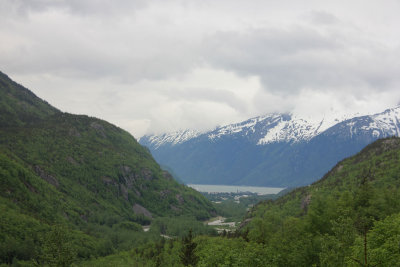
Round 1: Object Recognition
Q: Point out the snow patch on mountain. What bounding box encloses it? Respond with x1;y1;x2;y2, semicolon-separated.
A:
142;106;400;148
208;114;280;140
144;129;202;148
359;107;400;137
256;113;352;145
208;110;362;145
257;116;318;144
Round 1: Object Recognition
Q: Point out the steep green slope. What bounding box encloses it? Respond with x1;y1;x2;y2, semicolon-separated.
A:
81;137;400;267
0;72;58;127
241;136;400;266
0;71;215;265
0;113;214;220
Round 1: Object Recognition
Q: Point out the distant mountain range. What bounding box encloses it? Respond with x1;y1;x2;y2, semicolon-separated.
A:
140;107;400;187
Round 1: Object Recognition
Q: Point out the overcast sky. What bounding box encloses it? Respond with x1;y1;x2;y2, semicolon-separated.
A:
1;0;400;138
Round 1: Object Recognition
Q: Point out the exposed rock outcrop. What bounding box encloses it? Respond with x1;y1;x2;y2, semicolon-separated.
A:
132;203;152;219
34;165;59;188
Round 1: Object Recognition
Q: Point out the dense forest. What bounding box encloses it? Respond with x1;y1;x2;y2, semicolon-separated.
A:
91;137;400;266
0;71;215;266
2;71;400;266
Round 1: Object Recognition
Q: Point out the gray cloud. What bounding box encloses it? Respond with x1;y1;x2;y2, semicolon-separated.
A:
203;25;400;95
1;0;400;137
161;87;248;113
308;11;339;25
0;5;202;82
1;0;148;17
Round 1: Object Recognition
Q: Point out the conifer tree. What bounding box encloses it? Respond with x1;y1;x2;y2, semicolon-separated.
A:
180;229;198;266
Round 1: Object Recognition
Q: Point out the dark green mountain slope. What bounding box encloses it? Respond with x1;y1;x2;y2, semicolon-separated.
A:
87;137;400;266
117;137;400;266
0;72;58;127
0;71;215;265
241;137;400;266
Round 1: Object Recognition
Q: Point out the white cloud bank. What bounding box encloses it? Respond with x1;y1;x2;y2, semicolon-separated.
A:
1;0;400;137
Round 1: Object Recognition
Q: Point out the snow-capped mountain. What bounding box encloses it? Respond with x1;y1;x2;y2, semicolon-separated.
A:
139;106;400;187
145;129;202;149
207;111;360;145
142;110;362;147
359;107;400;137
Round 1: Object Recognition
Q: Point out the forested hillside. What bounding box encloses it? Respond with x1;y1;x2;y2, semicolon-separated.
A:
0;72;215;265
2;70;400;266
120;137;400;266
241;137;400;266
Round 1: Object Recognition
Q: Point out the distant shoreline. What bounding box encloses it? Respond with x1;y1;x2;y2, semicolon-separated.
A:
187;184;285;195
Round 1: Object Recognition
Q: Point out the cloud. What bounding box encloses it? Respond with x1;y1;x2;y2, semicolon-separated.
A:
203;24;400;96
1;0;400;137
1;0;148;17
308;10;339;25
161;88;247;112
1;0;203;82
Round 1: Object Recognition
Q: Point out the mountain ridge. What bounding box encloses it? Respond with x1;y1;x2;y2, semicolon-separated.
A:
0;72;59;127
0;71;215;264
142;107;399;147
140;106;400;187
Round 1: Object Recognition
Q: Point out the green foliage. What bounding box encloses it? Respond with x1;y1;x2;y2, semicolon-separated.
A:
115;221;143;232
180;229;198;266
38;225;77;267
0;71;215;265
78;250;149;267
208;192;278;222
150;216;216;238
79;137;400;267
3;71;400;266
319;213;356;266
364;212;400;266
0;71;58;127
0;202;45;264
241;137;400;266
347;212;400;266
196;236;270;267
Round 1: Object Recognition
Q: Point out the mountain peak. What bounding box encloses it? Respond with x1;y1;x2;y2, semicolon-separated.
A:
143;107;400;148
140;106;400;187
141;129;202;148
0;71;59;127
357;106;400;138
142;110;358;147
